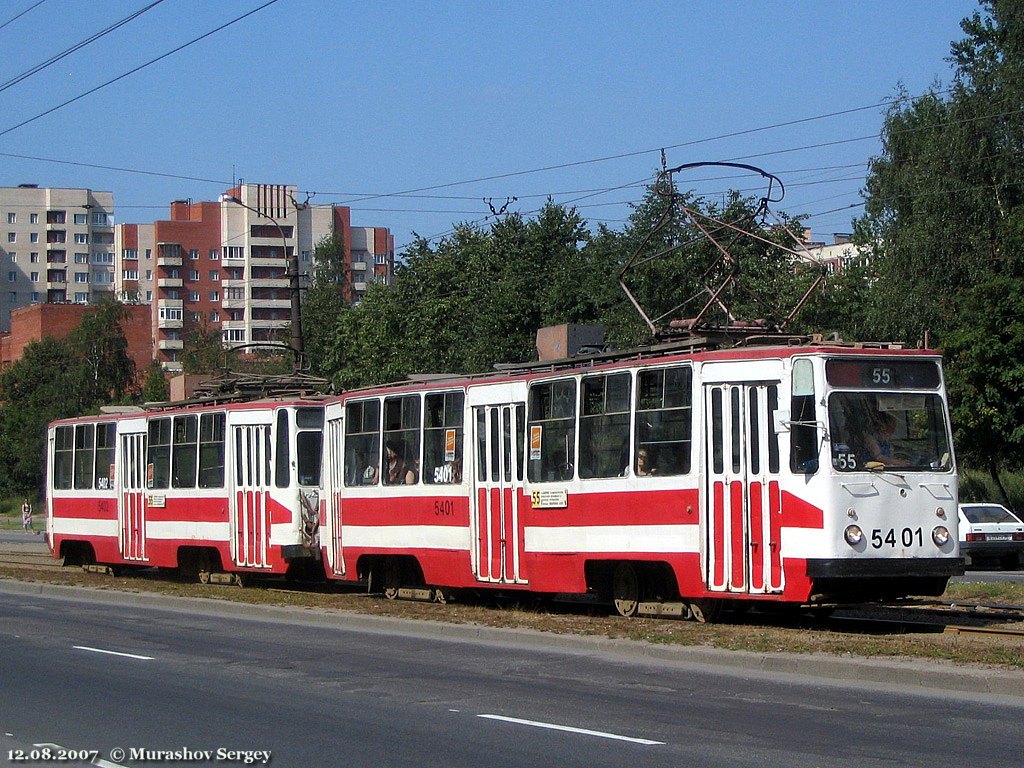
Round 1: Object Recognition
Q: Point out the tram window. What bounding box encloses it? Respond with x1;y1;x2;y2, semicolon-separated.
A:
296;407;324;487
516;404;525;482
527;379;577;482
748;389;760;475
767;386;780;474
383;395;421;485
275;410;290;488
172;415;199;488
476;408;487;483
636;366;692;476
344;399;380;487
73;424;95;489
731;387;742;473
93;422;115;490
198;412;225;488
711;389;724;474
579;373;630;479
53;425;74;490
790;359;819;474
147;418;171;489
424;391;464;485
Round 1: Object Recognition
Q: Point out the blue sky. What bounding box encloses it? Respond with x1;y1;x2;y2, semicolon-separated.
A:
0;0;980;251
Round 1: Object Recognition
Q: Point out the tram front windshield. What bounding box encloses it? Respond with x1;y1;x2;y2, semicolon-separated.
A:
827;392;951;472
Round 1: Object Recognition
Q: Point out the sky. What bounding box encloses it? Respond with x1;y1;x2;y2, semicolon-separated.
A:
0;0;982;253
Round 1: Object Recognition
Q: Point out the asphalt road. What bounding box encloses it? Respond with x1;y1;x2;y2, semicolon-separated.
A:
1;587;1022;768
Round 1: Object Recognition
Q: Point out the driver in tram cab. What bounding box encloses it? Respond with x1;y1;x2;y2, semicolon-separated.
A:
864;412;905;465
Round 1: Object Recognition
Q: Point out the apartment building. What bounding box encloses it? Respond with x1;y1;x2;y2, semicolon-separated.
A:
116;183;395;370
0;185;115;331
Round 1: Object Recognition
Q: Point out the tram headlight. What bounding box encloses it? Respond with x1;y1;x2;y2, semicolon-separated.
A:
932;526;951;546
844;525;864;546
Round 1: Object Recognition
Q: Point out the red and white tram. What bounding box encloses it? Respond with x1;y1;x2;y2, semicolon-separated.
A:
46;397;324;583
46;339;963;617
318;340;962;616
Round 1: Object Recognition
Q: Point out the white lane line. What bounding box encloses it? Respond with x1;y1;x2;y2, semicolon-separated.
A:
477;714;665;745
73;645;154;661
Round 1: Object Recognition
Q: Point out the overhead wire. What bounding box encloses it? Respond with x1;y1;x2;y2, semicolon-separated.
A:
0;0;47;32
0;1;166;95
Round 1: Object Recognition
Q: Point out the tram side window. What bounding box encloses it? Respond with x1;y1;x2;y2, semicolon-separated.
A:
198;412;225;488
527;379;576;482
579;373;631;479
344;399;380;487
94;422;115;489
275;410;290;489
172;415;199;488
424;391;464;485
635;366;692;476
296;407;324;487
383;394;421;484
147;417;172;489
790;358;819;474
53;425;74;490
73;424;95;489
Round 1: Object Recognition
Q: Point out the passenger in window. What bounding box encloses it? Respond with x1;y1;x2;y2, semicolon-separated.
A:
361;455;379;485
384;441;408;485
636;447;655;476
405;458;420;485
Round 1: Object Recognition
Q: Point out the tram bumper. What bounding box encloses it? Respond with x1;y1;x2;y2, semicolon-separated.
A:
805;557;964;600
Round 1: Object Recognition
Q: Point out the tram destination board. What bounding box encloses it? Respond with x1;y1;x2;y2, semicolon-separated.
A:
825;359;940;390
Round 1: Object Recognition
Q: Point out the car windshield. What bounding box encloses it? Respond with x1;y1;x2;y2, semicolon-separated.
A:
827;392;951;472
961;505;1021;524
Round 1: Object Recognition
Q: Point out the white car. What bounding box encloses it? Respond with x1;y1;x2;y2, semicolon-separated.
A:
957;503;1024;569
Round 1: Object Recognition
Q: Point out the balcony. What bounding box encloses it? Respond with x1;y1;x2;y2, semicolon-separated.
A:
157;277;183;288
157;339;184;350
250;298;291;309
158;316;183;330
157;242;183;267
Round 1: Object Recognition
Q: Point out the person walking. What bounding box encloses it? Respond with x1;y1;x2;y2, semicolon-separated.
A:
21;498;34;533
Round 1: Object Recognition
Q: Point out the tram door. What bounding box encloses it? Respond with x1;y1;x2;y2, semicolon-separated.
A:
325;412;346;577
703;380;784;594
471;403;527;584
230;422;272;569
117;429;147;561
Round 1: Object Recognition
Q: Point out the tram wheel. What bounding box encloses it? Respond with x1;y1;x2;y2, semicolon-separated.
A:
689;598;723;623
382;559;402;600
612;563;641;618
198;570;211;585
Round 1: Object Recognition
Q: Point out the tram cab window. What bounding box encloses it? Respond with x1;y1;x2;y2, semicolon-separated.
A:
147;417;172;489
635;366;692;476
527;379;576;482
53;425;74;490
94;422;115;490
344;399;380;487
295;407;324;487
198;412;226;488
73;424;95;490
579;373;631;479
172;415;199;488
424;391;464;485
790;359;819;474
383;395;421;485
275;410;290;488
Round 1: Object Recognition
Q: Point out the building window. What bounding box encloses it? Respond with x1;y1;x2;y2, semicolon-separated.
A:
223;246;244;260
223;328;245;343
74;292;88;303
123;269;138;280
7;233;15;243
9;291;16;301
145;249;152;259
301;250;311;262
30;252;38;263
30;292;39;302
209;270;219;281
189;291;200;302
7;271;16;282
8;253;15;263
225;287;244;300
145;291;152;301
30;272;38;282
189;249;200;260
75;233;89;244
47;211;66;224
90;212;108;225
29;213;38;224
92;252;113;264
209;311;219;322
189;270;200;281
75;253;89;264
6;213;15;224
74;272;89;283
122;248;138;260
209;290;219;301
145;270;152;280
209;249;219;260
30;233;39;243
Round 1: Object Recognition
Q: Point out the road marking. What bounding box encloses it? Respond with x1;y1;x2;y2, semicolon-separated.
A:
73;645;154;661
477;714;665;745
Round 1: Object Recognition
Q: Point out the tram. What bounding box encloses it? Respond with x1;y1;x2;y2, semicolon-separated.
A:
46;397;325;583
318;339;962;617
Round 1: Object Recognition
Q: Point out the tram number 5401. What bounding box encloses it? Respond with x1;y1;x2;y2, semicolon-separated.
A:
871;527;923;549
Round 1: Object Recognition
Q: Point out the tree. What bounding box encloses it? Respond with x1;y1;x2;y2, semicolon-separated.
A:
140;359;170;402
302;233;349;377
68;300;136;405
181;317;232;374
857;1;1024;479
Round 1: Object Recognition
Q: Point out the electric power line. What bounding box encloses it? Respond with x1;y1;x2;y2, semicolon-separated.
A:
0;0;47;32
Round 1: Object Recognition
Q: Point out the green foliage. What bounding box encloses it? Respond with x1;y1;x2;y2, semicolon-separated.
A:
302;233;348;376
141;360;170;402
181;317;231;374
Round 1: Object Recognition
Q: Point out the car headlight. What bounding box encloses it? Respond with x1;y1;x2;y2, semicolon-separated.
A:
844;525;864;546
932;526;951;546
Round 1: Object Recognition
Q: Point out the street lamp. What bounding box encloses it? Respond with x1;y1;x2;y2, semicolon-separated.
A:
220;193;304;365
